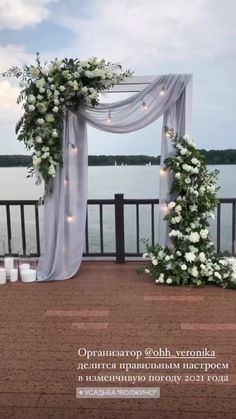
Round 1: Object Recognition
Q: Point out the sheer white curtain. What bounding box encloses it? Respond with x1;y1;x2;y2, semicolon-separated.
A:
37;74;192;281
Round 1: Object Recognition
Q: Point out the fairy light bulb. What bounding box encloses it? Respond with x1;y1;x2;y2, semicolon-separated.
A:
162;205;169;213
107;110;111;123
142;100;148;111
64;177;69;186
66;213;74;223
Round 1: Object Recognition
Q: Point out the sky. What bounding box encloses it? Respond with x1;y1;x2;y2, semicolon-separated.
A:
0;0;236;156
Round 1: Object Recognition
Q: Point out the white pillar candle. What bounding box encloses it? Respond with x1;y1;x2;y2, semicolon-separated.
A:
21;269;36;283
10;269;18;283
4;257;14;276
0;268;6;284
19;263;30;272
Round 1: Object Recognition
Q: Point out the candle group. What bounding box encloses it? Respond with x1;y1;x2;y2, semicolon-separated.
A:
0;260;37;284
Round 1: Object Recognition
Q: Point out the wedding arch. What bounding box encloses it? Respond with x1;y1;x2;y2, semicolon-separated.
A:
36;73;193;281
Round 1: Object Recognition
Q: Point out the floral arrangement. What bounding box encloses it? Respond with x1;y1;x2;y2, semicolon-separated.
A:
2;53;132;186
142;129;235;288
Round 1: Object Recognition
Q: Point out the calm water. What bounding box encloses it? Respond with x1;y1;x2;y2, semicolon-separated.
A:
0;165;235;254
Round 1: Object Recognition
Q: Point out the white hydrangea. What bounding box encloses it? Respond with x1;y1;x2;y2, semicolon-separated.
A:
199;252;206;262
185;252;196;262
182;164;192;172
191;267;199;277
191;157;200;165
189;232;200;243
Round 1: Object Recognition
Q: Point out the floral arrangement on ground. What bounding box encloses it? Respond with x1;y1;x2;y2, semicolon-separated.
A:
141;129;236;288
2;53;132;185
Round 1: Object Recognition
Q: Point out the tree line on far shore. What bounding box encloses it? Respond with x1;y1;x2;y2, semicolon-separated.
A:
1;149;236;167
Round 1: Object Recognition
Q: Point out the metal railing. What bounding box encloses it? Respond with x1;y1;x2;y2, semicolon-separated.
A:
0;196;236;261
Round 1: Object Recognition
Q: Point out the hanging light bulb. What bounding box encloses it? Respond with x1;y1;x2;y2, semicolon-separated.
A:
66;213;74;223
107;110;111;123
160;86;166;96
64;177;69;186
142;100;148;111
161;204;169;213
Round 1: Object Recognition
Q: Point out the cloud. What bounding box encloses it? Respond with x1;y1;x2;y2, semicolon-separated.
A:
0;45;32;72
0;0;57;30
55;0;236;70
0;80;21;123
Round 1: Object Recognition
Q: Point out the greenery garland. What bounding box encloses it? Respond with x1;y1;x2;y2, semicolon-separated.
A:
142;129;235;288
2;53;132;186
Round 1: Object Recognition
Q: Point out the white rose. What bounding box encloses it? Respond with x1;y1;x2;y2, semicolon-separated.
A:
181;264;187;270
185;178;191;184
52;130;59;138
59;85;66;92
175;205;182;213
45;113;55;122
81;86;88;94
37;118;44;125
214;272;222;279
159;277;165;284
39;88;45;93
35;136;43;144
176;251;182;256
182;164;191;172
28;104;35;112
142;253;149;258
27;94;36;104
158;251;165;259
52;106;59;113
50;84;56;90
191;157;199;165
152;258;158;266
180;148;187;155
166;278;172;284
54;99;60;106
36;78;45;89
145;268;150;274
191;267;199;278
168;202;176;210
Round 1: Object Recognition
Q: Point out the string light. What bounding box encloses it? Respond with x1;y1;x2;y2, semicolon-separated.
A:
107;110;111;123
66;213;74;223
161;204;169;213
64;177;69;186
142;100;148;111
71;144;80;153
160;86;166;96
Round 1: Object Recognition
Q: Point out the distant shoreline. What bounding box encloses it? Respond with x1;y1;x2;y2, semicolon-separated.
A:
1;150;236;167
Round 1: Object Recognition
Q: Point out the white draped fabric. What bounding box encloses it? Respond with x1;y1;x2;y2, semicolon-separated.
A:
37;74;192;281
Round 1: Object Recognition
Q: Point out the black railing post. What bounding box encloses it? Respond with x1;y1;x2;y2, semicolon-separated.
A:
114;194;125;263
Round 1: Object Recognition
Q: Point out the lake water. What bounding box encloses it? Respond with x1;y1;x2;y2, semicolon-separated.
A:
0;165;235;255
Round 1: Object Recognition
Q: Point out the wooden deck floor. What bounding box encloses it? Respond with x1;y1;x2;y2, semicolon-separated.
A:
0;261;235;419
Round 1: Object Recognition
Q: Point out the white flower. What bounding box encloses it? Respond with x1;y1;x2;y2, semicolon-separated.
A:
45;113;55;122
189;232;200;243
36;78;45;89
185;178;191;184
190;205;197;211
50;84;56;90
84;70;93;78
169;230;183;238
191;157;200;165
200;229;209;239
199;252;206;262
175;205;182;213
42;152;50;159
142;253;149;258
81;86;88;94
35;136;43;144
191;267;199;278
152;258;158;266
176;251;182;256
48;77;53;83
37;94;43;100
26;138;34;146
29;67;40;77
54;99;60;106
168;202;176;210
175;215;182;223
214;272;222;279
192;167;199;174
159;277;165;284
28;104;35;112
180;148;187;155
181;264;187;270
52;106;59;113
37;118;44;125
145;268;150;274
175;173;181;179
185;252;196;262
59;85;66;92
199;186;205;194
166;278;172;284
48;165;56;177
182;164;191;172
52;130;59;138
28;94;36;104
39;88;45;93
165;255;171;261
32;155;41;166
158;250;165;259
